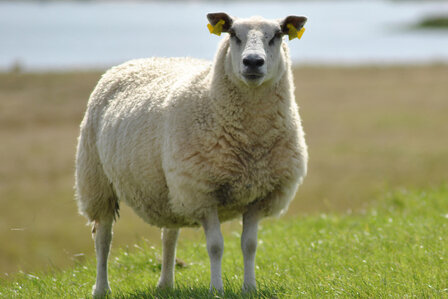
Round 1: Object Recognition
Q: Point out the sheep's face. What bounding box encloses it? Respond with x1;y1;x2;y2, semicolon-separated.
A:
207;13;307;88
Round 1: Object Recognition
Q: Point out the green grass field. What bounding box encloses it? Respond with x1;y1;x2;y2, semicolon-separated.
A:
1;65;447;284
2;187;448;298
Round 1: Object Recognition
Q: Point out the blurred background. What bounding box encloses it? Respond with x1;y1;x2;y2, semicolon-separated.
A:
1;0;447;279
2;0;448;70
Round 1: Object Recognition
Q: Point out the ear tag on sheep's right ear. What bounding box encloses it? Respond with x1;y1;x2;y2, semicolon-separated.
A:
207;19;225;36
287;23;305;40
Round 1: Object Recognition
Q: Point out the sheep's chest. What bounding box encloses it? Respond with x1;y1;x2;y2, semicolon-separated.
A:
212;171;273;209
207;132;296;209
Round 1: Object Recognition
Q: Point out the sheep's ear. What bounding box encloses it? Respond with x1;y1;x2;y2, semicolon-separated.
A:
207;12;233;36
281;16;307;40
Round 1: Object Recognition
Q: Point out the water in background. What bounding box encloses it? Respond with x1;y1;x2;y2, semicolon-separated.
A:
1;1;448;71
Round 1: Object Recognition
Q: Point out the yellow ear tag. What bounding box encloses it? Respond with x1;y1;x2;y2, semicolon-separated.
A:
287;23;305;40
297;27;306;39
207;19;226;36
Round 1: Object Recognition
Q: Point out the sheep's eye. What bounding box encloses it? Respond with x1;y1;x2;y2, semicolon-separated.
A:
269;31;282;46
229;31;241;44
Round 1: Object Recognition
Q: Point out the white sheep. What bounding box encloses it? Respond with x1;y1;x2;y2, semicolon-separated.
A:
75;12;308;297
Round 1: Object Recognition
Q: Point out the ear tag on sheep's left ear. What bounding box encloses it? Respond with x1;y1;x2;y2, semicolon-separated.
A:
287;23;305;40
207;19;226;36
297;27;305;39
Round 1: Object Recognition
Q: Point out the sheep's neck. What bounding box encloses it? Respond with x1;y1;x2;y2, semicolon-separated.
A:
213;69;289;115
209;74;291;159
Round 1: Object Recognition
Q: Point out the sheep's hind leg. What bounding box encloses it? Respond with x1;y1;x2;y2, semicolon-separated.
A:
92;218;114;298
241;206;260;292
157;228;180;289
202;208;224;292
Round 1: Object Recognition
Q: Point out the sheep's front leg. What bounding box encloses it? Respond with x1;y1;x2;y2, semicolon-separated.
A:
92;218;113;297
157;228;179;289
202;208;224;292
241;207;260;292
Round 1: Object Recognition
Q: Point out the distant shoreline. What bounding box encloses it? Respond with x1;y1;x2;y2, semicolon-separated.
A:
3;61;448;74
2;1;448;71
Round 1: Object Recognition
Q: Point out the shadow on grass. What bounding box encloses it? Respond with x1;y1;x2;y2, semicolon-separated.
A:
115;283;285;299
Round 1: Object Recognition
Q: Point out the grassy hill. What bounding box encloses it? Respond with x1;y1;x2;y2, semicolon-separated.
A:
1;187;447;298
1;65;447;282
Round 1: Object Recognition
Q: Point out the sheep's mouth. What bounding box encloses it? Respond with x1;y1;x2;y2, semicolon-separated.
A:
242;73;264;81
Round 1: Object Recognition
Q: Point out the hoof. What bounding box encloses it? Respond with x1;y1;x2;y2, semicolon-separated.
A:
92;284;111;298
242;283;257;293
209;285;224;294
156;279;174;289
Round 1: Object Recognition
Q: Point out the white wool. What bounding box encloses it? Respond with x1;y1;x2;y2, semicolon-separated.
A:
75;35;308;228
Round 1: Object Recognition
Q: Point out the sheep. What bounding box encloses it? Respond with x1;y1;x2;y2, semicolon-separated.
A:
75;12;308;297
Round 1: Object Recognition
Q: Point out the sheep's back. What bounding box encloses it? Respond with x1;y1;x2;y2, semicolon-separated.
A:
84;57;211;227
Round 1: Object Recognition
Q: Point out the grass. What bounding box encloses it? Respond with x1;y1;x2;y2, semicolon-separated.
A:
1;65;448;278
2;186;448;298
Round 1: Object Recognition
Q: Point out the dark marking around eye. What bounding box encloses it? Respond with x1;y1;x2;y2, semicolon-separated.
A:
229;29;241;44
269;31;282;46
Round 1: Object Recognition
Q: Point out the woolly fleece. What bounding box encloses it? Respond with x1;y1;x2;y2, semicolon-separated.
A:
75;37;308;228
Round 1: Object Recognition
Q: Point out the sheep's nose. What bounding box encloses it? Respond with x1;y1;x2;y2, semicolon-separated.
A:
242;54;265;68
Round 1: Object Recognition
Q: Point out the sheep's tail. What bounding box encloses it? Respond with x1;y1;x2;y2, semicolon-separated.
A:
75;111;119;224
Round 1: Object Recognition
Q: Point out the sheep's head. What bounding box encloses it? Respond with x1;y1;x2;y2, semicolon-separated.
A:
207;13;307;87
